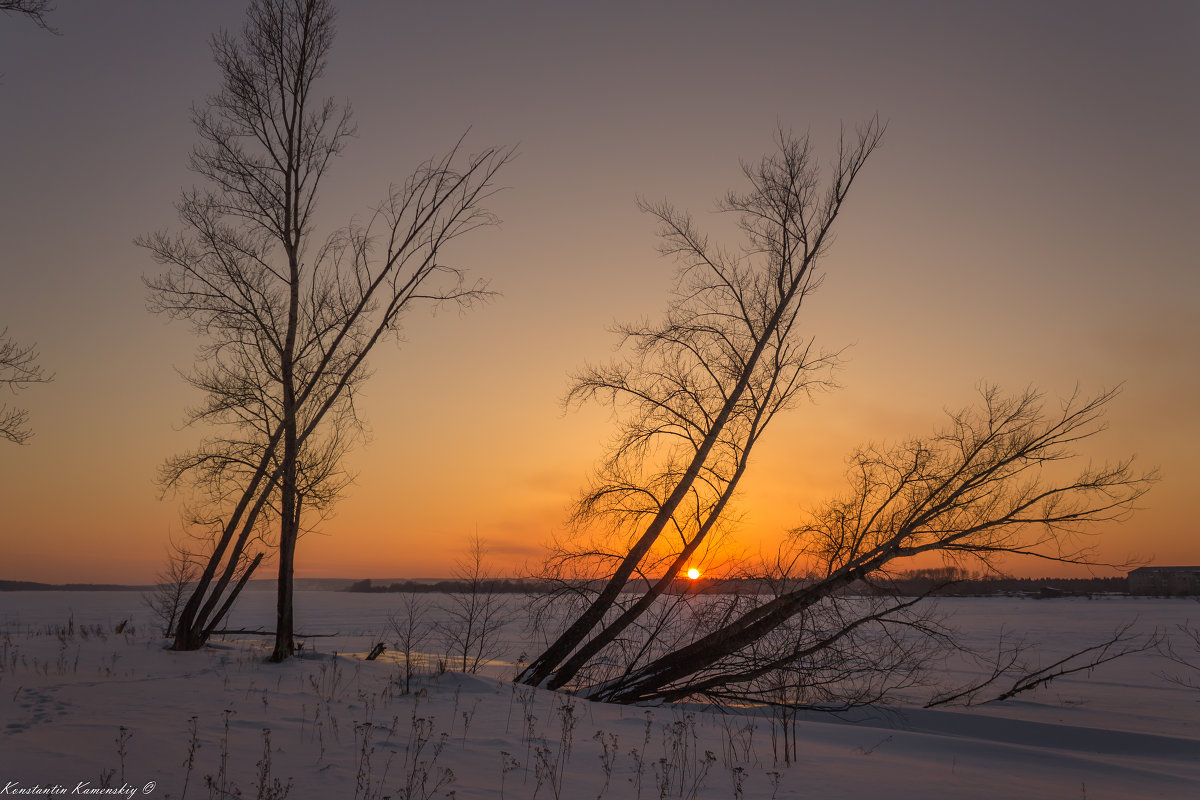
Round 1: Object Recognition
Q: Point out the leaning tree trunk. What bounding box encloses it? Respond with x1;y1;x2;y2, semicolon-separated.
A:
586;565;875;703
171;439;279;651
519;251;816;689
544;445;752;690
202;551;264;638
518;124;885;689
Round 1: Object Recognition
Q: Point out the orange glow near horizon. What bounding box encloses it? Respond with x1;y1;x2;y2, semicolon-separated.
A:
0;4;1196;586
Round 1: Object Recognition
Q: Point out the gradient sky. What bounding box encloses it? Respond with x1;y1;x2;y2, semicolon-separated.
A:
1;1;1196;583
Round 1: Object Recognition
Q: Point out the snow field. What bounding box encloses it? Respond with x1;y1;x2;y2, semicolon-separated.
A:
1;592;1198;799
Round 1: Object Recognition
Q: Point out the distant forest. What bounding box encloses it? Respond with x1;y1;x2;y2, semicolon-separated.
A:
345;578;557;595
0;580;151;592
343;574;1131;598
0;575;1139;596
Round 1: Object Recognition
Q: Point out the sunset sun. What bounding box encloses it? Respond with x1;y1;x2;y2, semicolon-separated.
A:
687;568;701;580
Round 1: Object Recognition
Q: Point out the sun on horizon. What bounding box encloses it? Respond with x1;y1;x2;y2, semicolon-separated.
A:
687;568;701;580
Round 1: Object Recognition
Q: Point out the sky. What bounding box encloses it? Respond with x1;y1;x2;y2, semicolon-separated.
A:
0;1;1196;584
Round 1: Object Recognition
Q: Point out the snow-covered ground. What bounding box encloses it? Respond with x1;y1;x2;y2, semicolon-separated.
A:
1;592;1197;799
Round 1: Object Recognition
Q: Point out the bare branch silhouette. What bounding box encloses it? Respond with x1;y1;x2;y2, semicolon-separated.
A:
0;328;51;444
579;387;1154;704
520;121;885;690
0;0;57;33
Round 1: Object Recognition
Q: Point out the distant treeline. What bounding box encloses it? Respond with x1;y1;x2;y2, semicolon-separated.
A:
344;575;1130;597
876;575;1128;597
0;580;151;592
662;576;1129;597
2;575;1131;596
345;578;559;594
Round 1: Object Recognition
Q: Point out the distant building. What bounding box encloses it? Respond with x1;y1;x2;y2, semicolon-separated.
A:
1127;566;1200;596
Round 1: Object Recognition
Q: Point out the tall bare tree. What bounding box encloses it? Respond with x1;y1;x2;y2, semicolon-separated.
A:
140;0;511;660
0;329;50;444
518;122;884;689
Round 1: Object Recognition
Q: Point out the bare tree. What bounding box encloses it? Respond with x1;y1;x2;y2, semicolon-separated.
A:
142;538;201;638
388;594;435;693
0;329;50;444
0;0;56;32
439;533;507;673
140;0;511;660
576;386;1153;704
518;121;884;689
